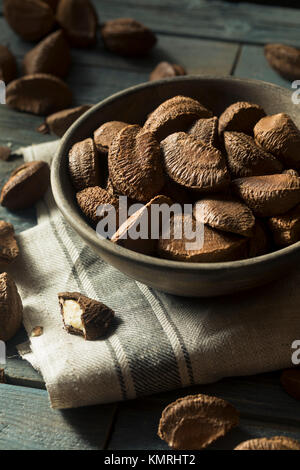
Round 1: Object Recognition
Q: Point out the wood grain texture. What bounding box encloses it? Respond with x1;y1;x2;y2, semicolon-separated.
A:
109;377;300;449
0;154;37;232
0;16;238;75
0;384;116;450
235;44;291;88
5;327;43;389
1;0;300;47
94;0;300;47
0;106;57;150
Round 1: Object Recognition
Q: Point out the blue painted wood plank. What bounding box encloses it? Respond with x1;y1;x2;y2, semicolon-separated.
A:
0;384;116;450
5;327;44;389
0;17;239;75
93;0;300;47
234;44;292;89
0;156;37;232
1;0;300;46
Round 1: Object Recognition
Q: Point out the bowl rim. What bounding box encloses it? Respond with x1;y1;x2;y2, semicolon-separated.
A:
51;74;300;272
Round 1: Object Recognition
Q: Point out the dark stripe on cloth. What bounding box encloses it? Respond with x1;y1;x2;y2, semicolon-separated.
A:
48;216;128;400
63;221;182;397
150;288;195;386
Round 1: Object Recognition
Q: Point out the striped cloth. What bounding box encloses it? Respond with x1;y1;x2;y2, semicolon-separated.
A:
10;141;299;409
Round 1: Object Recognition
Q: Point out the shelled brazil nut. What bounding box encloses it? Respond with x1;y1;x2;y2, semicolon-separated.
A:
67;94;300;261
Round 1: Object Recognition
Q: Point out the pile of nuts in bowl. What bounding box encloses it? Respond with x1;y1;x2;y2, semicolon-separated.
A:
68;95;300;263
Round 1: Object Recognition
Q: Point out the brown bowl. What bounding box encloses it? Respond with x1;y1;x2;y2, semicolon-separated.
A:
51;76;300;297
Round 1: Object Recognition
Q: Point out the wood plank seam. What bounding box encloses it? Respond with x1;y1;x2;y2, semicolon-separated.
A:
229;43;243;75
103;404;119;450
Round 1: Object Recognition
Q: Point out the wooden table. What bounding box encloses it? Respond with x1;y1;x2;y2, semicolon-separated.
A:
1;0;300;451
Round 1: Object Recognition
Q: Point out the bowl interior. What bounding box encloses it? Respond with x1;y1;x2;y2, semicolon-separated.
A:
52;76;300;270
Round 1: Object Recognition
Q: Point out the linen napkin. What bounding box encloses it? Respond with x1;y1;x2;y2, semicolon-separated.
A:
9;141;300;409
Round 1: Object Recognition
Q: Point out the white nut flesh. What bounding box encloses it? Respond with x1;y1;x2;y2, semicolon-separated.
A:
62;299;84;332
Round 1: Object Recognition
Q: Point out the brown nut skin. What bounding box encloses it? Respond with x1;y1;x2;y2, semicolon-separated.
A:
0;161;50;211
111;195;173;256
161;178;192;206
0;221;19;270
268;204;300;247
248;220;269;258
43;0;59;11
68;137;101;191
158;214;248;263
56;0;98;47
76;186;119;227
235;436;300;450
254;113;300;169
58;292;115;341
149;62;186;81
188;116;219;149
264;44;300;81
0;45;17;84
23;30;71;78
108;124;165;203
93;121;128;154
283;169;299;177
6;73;72;116
0;146;11;161
37;104;91;137
280;369;300;401
161;132;229;193
0;369;5;383
193;196;255;237
144;95;213;142
3;0;55;42
158;394;239;450
219;101;266;135
0;272;23;342
224;131;283;178
232;174;300;217
101;18;157;57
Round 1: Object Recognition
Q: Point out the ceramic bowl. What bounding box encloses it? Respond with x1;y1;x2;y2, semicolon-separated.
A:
51;76;300;297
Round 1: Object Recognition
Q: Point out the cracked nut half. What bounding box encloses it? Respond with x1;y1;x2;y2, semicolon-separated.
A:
161;132;229;193
224;131;283;178
108;124;164;202
232;174;300;217
111;195;172;255
58;292;115;340
193;196;255;237
158;213;248;263
0;161;50;210
6;73;72;116
0;272;23;342
93;121;128;154
0;221;19;269
219;101;266;135
144;95;213;142
158;394;239;450
254;113;300;169
235;436;300;450
76;186;119;228
68;137;101;191
188;116;219;149
268;204;300;247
